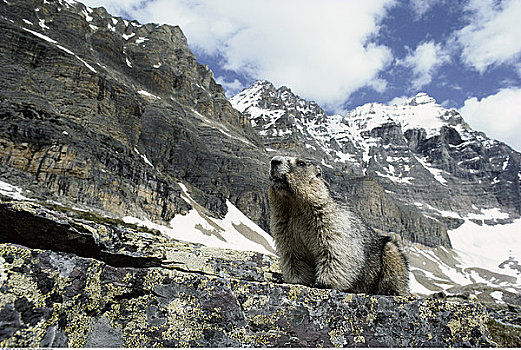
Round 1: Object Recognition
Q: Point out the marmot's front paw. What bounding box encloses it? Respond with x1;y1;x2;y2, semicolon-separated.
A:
315;274;337;290
314;281;331;289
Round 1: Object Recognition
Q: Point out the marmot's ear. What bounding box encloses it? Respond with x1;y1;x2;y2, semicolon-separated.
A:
316;166;322;177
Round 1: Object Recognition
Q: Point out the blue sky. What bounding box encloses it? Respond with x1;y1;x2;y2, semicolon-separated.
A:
82;0;521;150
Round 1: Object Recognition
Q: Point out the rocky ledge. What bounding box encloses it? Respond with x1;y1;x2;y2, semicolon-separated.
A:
0;199;501;347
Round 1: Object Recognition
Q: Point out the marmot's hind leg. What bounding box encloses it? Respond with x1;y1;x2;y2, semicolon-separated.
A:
378;241;409;295
279;255;315;286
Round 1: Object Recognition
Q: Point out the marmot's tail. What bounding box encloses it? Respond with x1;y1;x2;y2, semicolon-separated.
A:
378;237;410;296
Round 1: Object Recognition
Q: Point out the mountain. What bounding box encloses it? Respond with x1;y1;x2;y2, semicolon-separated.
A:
231;80;521;245
231;80;521;305
231;81;521;228
0;0;449;250
0;0;520;346
0;0;274;233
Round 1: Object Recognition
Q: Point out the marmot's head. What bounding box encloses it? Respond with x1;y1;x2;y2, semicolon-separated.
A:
269;156;329;206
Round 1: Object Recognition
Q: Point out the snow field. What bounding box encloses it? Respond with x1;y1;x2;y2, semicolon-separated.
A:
124;183;276;256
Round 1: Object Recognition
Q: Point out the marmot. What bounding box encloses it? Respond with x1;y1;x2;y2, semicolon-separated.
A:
268;155;409;295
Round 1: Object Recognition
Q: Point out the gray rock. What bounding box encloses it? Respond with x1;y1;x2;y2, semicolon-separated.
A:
0;200;496;347
0;0;271;231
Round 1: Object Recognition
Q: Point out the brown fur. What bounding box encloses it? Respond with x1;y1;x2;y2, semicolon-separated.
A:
268;156;409;295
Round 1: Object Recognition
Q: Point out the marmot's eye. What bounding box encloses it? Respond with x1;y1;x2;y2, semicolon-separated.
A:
296;160;307;167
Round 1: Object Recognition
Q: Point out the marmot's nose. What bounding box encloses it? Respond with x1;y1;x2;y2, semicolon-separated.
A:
271;157;283;169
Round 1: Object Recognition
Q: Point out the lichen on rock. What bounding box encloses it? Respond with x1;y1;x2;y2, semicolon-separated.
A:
0;200;495;347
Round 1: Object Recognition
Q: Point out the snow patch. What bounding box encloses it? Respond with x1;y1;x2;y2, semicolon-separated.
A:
375;170;414;184
56;44;91;67
73;55;96;73
415;156;447;185
321;160;333;169
409;270;436;295
81;8;93;22
22;27;57;43
122;33;135;40
138;90;160;100
56;45;74;55
23;28;96;73
449;219;521;280
123;183;276;255
502;157;509;170
0;180;34;201
38;19;49;30
189;108;254;146
467;208;510;221
490;291;505;304
133;147;153;168
60;0;77;8
136;37;149;45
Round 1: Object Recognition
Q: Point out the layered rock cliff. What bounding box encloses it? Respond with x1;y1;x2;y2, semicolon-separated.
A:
0;0;269;230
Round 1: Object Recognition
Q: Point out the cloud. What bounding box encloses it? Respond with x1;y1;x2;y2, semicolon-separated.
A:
367;77;388;93
409;0;445;19
388;95;410;105
454;0;521;73
215;76;244;97
459;87;521;151
81;0;147;16
399;40;450;90
80;0;396;110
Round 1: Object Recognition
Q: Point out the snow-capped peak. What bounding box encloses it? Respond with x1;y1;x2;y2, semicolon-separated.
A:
233;82;454;137
230;80;271;112
346;94;448;138
230;80;328;130
252;79;274;88
231;81;478;180
231;80;324;115
407;92;437;106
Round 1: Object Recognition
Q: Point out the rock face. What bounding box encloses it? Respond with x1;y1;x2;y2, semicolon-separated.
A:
0;0;458;249
0;200;494;347
0;0;269;230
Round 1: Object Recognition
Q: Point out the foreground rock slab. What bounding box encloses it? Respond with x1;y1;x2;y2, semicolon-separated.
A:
0;244;493;347
0;200;493;347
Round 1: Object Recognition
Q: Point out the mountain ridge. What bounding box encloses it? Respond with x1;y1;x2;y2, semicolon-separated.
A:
0;0;272;230
231;80;521;230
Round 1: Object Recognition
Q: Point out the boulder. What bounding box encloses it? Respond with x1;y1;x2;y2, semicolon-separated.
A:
0;200;495;347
